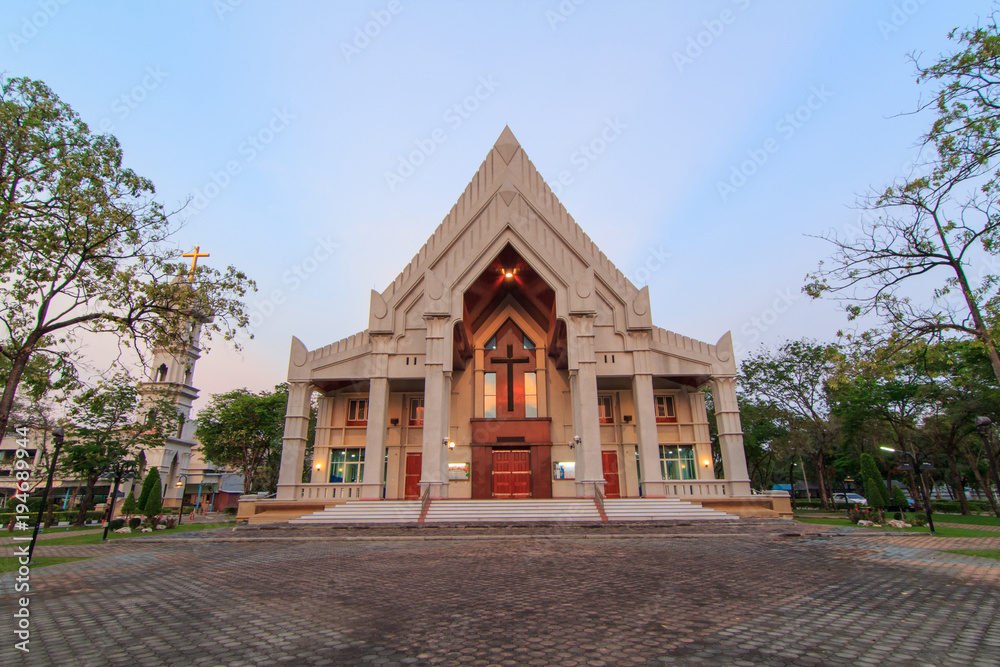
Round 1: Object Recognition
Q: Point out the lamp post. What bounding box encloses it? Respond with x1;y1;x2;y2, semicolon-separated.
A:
101;459;137;542
974;417;1000;506
27;426;65;564
175;474;188;525
881;446;936;534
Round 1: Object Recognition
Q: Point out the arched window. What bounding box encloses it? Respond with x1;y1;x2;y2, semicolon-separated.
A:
156;364;168;382
176;413;185;439
145;409;157;427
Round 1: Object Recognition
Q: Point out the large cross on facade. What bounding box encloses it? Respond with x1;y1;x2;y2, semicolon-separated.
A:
182;245;210;281
490;344;530;411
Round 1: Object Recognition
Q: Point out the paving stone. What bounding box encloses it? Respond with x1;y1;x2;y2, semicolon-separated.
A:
0;520;998;665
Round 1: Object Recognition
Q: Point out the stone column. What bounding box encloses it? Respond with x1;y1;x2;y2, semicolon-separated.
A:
569;314;603;497
632;372;666;497
276;381;313;500
709;376;752;496
361;378;390;498
420;315;450;498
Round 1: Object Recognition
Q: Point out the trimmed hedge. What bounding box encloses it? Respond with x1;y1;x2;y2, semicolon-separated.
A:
1;510;104;525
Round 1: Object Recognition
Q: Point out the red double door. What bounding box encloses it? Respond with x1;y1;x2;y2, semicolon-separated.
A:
602;451;621;498
404;453;421;499
492;449;531;498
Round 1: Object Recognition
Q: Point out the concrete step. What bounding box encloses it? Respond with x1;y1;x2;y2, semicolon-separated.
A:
290;501;422;524
603;498;737;521
425;499;601;523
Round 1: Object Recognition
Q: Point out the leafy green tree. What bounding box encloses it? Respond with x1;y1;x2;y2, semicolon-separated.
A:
136;467;161;511
740;340;843;508
60;374;174;526
891;485;909;510
0;76;255;440
859;453;889;508
143;476;162;521
196;385;290;494
805;16;1000;388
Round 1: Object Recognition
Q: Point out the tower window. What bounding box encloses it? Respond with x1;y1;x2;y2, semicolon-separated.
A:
156;364;168;382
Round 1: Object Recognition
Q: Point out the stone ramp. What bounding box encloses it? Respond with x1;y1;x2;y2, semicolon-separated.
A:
290;498;735;524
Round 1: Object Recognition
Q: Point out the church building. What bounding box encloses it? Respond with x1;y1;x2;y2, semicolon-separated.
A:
274;128;754;510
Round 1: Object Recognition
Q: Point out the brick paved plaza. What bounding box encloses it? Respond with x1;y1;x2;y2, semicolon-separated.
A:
3;520;999;666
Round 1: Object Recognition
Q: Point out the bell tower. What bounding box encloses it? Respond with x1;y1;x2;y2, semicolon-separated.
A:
138;247;212;507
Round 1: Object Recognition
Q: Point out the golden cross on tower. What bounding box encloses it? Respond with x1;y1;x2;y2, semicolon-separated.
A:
182;245;210;281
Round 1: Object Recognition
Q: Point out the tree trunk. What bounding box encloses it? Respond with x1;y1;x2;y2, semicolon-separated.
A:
74;476;98;527
812;450;830;510
798;455;811;504
0;329;47;442
788;462;796;510
960;442;1000;517
945;446;970;515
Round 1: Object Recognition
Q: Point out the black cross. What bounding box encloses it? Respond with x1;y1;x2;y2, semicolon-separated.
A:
490;344;530;411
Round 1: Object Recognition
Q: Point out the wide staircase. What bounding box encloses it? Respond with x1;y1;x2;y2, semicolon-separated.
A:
290;497;735;524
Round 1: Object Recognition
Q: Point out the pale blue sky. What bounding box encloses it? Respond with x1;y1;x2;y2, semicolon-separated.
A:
4;0;995;408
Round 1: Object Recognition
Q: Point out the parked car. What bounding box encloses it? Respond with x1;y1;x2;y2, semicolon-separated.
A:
832;493;868;506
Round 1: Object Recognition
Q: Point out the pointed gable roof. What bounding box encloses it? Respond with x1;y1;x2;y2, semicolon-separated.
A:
369;126;649;331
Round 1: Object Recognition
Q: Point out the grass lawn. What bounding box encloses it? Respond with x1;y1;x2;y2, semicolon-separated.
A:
931;514;1000;526
36;522;233;546
944;549;1000;561
793;516;999;537
0;557;93;573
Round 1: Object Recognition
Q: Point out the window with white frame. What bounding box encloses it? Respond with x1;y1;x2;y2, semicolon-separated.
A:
484;372;497;418
659;445;695;480
524;372;538;418
409;397;424;426
347;398;368;426
654;395;676;423
598;395;614;424
329;448;365;483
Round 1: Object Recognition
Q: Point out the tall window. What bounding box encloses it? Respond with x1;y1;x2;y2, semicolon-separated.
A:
524;372;537;418
409;397;424;426
484;372;497;418
329;448;365;483
347;399;368;426
598;395;614;424
660;445;695;480
655;395;676;423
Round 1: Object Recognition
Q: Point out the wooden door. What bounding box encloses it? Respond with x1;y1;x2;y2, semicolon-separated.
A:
404;453;421;499
602;451;620;498
492;449;532;498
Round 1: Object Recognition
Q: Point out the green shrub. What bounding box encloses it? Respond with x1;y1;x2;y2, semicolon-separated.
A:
109;518;126;530
223;507;237;516
121;489;137;517
891;486;909;510
143;479;162;521
128;517;142;529
860;454;889;508
137;468;160;512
